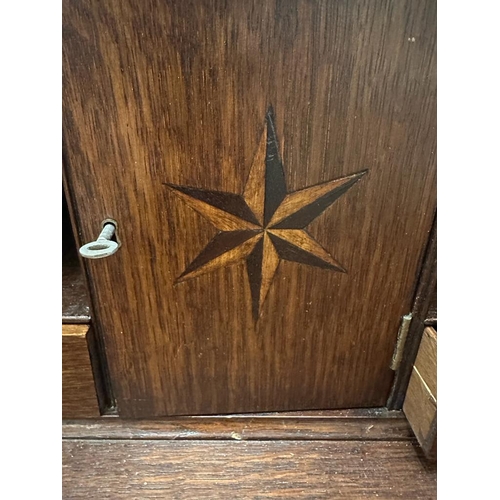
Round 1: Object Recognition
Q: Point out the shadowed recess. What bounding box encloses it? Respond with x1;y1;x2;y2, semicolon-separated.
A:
177;230;259;282
263;107;287;226
166;184;260;226
268;233;347;272
271;170;368;229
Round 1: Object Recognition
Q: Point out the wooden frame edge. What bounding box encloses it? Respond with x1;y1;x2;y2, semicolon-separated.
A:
63;410;412;441
387;214;437;409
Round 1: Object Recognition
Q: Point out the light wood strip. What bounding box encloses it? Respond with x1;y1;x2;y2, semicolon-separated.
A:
259;232;281;309
404;368;436;440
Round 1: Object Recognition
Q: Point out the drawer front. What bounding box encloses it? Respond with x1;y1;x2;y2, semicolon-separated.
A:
403;327;437;458
62;325;100;418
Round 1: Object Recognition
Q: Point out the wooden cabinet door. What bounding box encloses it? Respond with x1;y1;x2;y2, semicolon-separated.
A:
63;0;436;417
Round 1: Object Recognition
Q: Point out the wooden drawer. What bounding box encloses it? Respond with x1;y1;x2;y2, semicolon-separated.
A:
403;326;437;459
62;325;100;418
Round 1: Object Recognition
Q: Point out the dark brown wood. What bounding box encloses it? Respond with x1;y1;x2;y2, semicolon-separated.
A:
425;282;437;325
65;407;402;420
62;192;90;323
239;408;405;418
63;0;436;417
62;251;90;323
62;411;411;441
63;439;436;499
403;327;437;459
63;325;100;418
387;215;437;409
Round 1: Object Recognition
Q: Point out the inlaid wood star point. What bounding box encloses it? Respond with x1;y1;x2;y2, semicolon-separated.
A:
165;107;367;321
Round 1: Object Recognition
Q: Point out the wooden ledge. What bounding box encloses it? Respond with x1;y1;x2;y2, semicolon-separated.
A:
63;410;412;441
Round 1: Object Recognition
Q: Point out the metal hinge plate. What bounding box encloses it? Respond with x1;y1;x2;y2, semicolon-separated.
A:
390;313;413;370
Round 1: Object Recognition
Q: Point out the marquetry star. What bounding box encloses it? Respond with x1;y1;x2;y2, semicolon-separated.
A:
165;107;367;321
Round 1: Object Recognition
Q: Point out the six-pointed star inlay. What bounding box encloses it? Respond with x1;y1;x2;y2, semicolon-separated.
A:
165;107;367;320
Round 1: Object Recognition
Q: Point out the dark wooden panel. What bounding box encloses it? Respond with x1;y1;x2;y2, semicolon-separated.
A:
62;439;437;499
62;192;91;323
63;0;436;416
425;283;437;324
63;325;100;418
62;413;412;441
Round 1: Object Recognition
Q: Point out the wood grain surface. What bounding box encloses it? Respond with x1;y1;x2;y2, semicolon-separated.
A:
63;0;437;417
414;327;437;397
404;368;436;458
62;325;100;418
62;413;412;441
62;439;436;499
403;326;436;459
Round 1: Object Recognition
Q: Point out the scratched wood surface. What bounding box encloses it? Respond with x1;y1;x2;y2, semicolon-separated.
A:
62;439;436;499
63;0;436;417
62;411;412;441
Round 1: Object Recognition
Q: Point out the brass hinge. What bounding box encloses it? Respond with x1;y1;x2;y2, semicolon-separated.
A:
390;314;413;371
